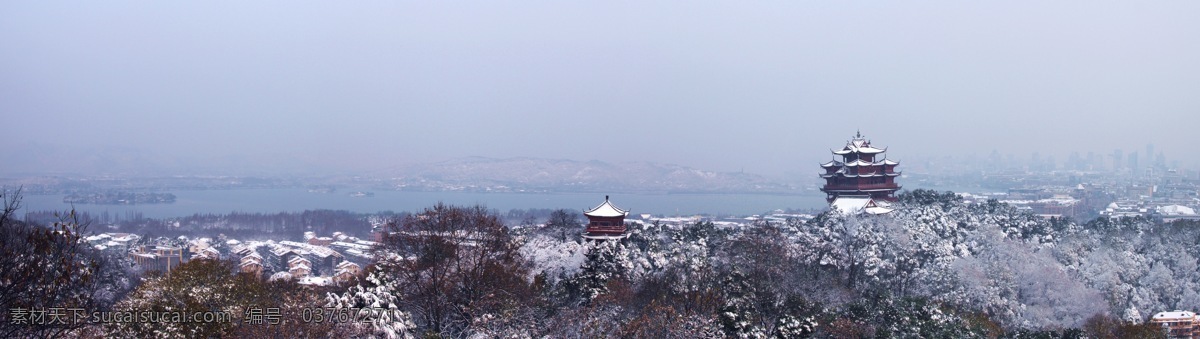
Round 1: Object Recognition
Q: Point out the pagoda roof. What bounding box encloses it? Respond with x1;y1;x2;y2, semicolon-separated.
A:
831;132;887;155
841;159;874;167
832;146;886;155
582;233;631;240
821;186;902;193
821;172;899;178
585;196;628;218
823;159;899;168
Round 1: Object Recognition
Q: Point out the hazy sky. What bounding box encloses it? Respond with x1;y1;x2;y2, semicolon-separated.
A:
3;2;1197;177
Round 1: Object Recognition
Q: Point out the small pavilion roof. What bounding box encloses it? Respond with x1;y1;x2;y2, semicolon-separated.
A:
585;196;628;218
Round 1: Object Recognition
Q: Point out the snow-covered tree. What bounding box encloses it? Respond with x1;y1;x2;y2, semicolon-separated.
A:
325;271;416;338
1;190;136;337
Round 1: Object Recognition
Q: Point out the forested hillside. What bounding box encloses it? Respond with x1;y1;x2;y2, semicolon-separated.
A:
328;190;1189;337
4;190;1192;337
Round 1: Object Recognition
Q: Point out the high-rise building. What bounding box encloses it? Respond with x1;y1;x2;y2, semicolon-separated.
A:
1069;152;1082;171
1146;144;1154;166
1129;151;1140;175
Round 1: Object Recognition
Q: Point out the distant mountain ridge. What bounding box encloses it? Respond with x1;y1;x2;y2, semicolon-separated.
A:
374;157;798;194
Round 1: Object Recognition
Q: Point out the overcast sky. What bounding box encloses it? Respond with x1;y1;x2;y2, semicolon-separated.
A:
2;2;1197;177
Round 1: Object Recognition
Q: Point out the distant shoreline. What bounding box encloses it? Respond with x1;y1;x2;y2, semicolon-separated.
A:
19;188;829;219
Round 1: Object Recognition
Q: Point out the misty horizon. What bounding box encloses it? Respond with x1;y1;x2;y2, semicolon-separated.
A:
3;2;1198;178
0;141;1186;180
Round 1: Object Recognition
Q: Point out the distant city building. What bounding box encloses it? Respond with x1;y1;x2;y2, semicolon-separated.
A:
1112;149;1124;171
1158;205;1200;223
86;233;140;252
1130;151;1140;176
192;247;220;261
1152;310;1199;338
308;236;334;247
288;256;312;278
129;245;186;274
240;252;264;279
820;131;901;215
583;196;629;240
333;261;362;285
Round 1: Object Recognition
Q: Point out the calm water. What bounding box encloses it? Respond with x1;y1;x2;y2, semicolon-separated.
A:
19;189;828;219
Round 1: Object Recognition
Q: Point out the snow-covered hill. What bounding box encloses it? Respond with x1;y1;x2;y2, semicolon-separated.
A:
374;156;797;193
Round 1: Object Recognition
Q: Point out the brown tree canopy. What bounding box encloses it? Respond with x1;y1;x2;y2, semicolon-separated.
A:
376;203;533;337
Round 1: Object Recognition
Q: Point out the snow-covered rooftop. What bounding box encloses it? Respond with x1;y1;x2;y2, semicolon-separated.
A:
86;234;111;242
585;196;628;218
331;241;373;251
832;146;886;155
110;233;140;243
279;240;342;258
1158;205;1197;216
829;132;893;157
1153;310;1197;320
288;256;312;265
831;196;893;215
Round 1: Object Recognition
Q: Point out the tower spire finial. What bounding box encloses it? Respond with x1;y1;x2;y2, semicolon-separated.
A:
856;129;861;138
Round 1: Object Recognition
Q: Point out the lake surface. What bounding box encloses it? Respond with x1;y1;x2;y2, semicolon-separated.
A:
18;189;829;219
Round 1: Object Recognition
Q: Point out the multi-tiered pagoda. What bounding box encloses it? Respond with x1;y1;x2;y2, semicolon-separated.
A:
583;196;629;240
820;131;901;214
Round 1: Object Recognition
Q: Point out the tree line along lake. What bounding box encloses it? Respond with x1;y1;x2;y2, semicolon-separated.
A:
18;189;830;219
